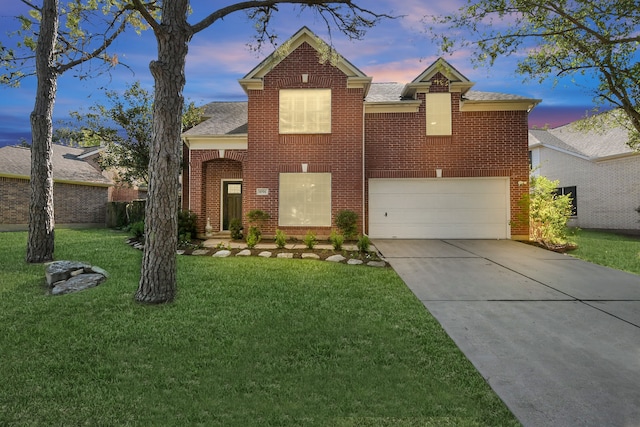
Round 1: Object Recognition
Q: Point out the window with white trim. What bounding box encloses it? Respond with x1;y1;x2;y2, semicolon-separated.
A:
279;89;331;134
279;173;331;226
425;93;452;136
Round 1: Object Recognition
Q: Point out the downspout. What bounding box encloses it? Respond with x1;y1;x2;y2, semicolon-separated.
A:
187;139;192;211
362;101;366;236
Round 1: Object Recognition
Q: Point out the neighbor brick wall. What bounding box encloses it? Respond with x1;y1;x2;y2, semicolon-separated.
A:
0;176;108;228
365;74;531;237
535;147;640;231
243;42;365;237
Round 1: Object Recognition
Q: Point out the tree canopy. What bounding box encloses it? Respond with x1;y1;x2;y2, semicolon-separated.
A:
430;0;640;148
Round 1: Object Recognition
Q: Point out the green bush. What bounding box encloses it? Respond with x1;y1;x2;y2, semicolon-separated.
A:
329;230;344;251
525;175;574;246
178;210;197;242
246;226;261;249
357;234;371;253
275;229;287;249
336;210;358;240
247;209;270;224
303;230;317;249
229;218;243;240
128;220;145;239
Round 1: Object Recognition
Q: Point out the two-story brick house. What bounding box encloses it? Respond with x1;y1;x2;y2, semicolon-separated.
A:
182;27;539;240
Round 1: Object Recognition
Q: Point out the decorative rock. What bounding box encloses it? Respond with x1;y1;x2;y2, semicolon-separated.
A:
236;249;252;256
258;251;272;258
191;249;209;256
277;253;294;259
45;261;90;286
212;250;231;258
70;269;85;277
326;254;346;263
367;261;386;268
302;253;320;259
51;274;106;296
347;259;363;265
176;250;186;255
87;266;109;278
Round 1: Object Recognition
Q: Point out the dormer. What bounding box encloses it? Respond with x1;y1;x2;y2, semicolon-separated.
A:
401;57;475;99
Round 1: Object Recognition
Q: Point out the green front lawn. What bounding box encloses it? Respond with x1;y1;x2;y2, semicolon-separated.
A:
568;229;640;275
0;229;518;426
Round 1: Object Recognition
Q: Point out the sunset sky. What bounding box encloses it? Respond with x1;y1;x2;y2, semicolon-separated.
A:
0;1;602;147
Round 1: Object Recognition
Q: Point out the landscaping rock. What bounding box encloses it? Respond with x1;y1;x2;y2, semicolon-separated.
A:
45;261;108;295
212;250;231;258
45;261;90;286
191;249;209;256
326;254;346;263
176;250;186;255
302;253;320;259
258;251;272;258
367;261;386;268
277;253;294;259
236;249;252;256
51;274;106;296
347;259;363;265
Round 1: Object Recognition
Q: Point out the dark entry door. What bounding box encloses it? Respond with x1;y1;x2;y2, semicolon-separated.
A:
223;181;242;231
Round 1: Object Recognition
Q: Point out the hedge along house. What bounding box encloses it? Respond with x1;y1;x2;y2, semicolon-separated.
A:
182;27;540;240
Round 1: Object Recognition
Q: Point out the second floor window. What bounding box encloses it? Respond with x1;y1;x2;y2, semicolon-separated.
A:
425;93;452;136
279;89;331;134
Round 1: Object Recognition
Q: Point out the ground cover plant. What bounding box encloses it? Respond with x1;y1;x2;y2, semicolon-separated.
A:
0;229;519;426
568;229;640;275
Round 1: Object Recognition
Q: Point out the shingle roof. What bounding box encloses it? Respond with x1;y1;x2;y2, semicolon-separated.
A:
529;111;636;159
184;102;248;136
365;83;405;102
0;144;112;185
463;90;537;102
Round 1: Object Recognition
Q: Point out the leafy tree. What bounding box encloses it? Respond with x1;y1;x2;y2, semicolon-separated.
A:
430;0;640;149
526;175;574;247
54;82;204;186
128;0;390;303
1;1;148;263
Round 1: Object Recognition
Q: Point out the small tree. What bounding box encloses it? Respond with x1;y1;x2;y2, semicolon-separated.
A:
526;175;574;247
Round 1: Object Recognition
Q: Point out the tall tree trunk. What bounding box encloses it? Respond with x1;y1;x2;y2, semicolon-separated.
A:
27;0;58;263
135;0;192;303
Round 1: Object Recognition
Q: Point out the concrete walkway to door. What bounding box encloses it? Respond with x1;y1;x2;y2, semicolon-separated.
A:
374;239;640;427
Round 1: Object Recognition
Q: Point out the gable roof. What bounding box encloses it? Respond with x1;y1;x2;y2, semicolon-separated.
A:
529;112;638;160
238;26;372;95
0;144;112;186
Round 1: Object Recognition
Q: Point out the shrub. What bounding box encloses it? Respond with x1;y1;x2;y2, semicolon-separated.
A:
178;210;197;242
275;229;287;249
128;220;145;239
247;209;270;224
525;175;574;246
329;230;344;251
246;226;261;249
229;218;243;240
357;234;371;253
303;230;317;249
336;210;358;240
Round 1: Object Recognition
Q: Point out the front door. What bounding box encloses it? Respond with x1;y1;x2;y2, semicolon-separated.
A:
223;181;242;231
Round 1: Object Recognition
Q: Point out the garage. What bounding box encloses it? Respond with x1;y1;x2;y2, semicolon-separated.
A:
368;178;510;239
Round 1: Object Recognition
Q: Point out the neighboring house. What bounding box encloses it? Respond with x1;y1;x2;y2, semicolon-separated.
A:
0;144;112;231
529;117;640;232
182;27;540;240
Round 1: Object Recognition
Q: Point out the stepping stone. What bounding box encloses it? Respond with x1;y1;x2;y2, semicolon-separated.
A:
302;253;320;259
277;253;294;259
212;250;231;258
236;249;252;256
367;261;386;268
347;259;363;265
258;251;272;258
326;254;346;262
191;249;209;256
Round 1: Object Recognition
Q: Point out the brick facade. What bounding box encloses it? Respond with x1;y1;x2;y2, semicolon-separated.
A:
183;29;533;239
0;177;108;229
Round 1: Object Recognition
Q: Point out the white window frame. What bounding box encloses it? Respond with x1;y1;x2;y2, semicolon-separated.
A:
279;173;332;226
279;89;331;134
425;93;452;136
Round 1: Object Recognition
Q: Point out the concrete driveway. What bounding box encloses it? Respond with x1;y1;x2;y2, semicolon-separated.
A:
374;239;640;427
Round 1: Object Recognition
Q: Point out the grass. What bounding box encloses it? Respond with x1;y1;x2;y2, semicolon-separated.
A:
0;229;519;426
568;229;640;275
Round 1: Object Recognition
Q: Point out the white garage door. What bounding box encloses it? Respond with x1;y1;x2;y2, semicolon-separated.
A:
369;178;510;239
